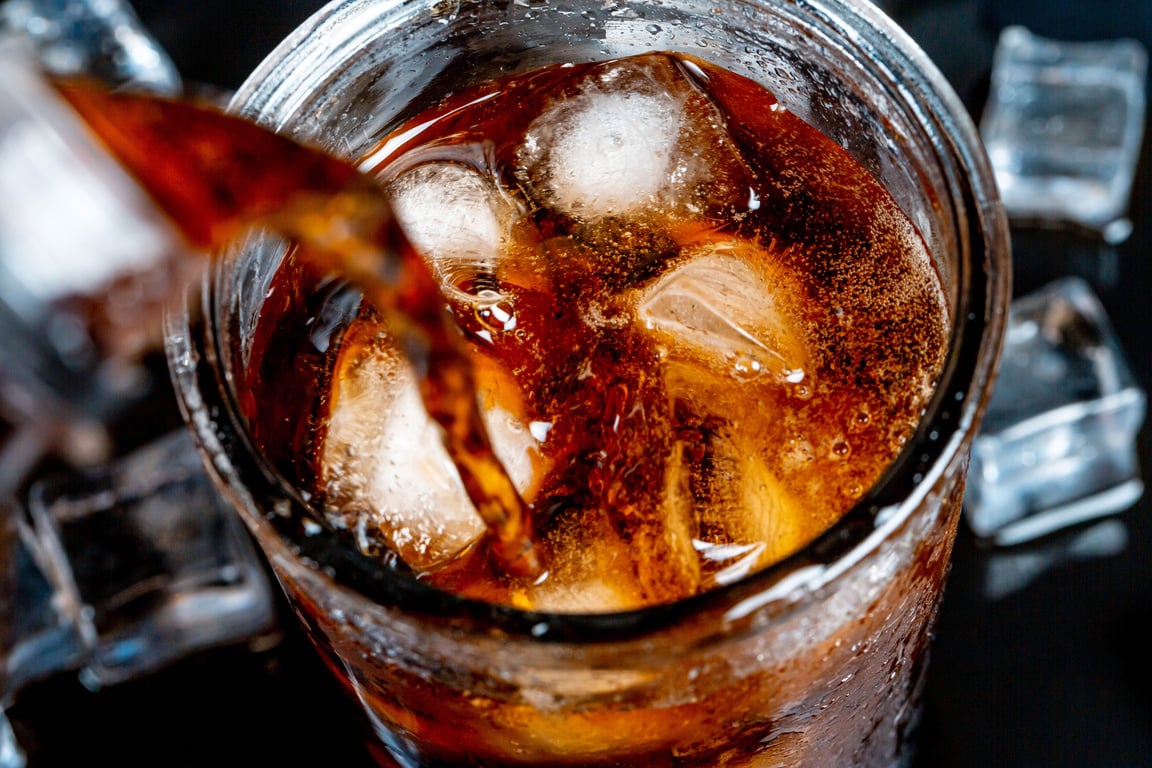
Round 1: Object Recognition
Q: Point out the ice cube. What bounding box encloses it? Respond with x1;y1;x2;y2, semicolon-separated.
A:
387;162;518;298
690;429;810;588
518;499;657;614
977;518;1128;601
321;327;545;570
525;87;677;218
636;242;808;385
517;55;747;222
964;277;1146;545
526;569;644;614
528;581;629;613
979;26;1148;234
2;0;182;93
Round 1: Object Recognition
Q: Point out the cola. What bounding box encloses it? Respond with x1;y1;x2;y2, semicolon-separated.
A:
236;52;949;612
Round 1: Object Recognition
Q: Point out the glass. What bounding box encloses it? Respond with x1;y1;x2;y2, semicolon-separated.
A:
160;0;1011;766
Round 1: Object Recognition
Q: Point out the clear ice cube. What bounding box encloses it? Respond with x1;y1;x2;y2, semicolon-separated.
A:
0;0;181;93
964;277;1146;545
636;243;808;384
517;56;746;222
20;429;275;689
976;518;1129;601
979;26;1148;235
321;335;544;570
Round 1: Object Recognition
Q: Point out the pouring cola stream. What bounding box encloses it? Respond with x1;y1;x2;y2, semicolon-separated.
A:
53;80;542;579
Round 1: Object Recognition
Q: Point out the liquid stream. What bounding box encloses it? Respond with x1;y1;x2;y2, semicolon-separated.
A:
53;78;542;579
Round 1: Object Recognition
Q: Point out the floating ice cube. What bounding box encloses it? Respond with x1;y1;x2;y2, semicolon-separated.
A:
525;88;678;218
636;244;807;384
387;162;517;295
527;575;641;614
518;56;746;221
518;507;653;614
690;430;811;587
321;336;544;570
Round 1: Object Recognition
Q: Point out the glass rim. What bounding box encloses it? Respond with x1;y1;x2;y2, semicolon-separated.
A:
168;0;1012;643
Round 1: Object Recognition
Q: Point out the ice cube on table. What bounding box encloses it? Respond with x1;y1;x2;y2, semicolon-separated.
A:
964;277;1146;546
976;518;1128;601
1;0;182;93
979;26;1148;236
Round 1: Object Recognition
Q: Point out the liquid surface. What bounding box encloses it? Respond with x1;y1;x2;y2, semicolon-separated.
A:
237;52;950;611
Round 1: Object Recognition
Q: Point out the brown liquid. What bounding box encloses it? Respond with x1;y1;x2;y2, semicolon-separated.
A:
230;53;948;611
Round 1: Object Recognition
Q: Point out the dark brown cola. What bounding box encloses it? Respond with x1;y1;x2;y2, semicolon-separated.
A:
237;51;949;612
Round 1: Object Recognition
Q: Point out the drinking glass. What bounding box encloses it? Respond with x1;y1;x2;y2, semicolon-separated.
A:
164;0;1012;765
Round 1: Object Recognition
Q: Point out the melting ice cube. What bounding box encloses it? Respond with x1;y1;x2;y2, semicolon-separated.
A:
387;162;518;297
517;55;748;221
692;433;810;584
321;335;544;570
637;243;808;384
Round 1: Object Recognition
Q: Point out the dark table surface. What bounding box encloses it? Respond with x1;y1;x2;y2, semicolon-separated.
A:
7;0;1151;765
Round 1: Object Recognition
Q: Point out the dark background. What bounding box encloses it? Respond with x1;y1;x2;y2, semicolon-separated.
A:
7;0;1151;765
